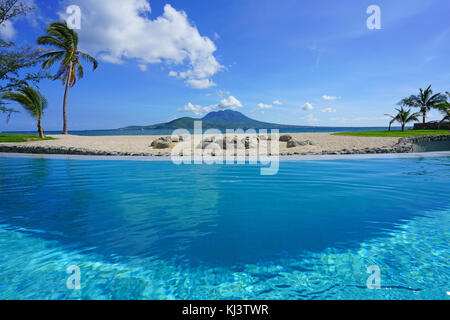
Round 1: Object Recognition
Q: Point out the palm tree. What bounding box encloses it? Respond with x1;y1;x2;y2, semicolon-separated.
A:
2;87;47;138
392;107;421;132
399;85;447;124
37;22;98;135
435;92;450;128
385;114;396;131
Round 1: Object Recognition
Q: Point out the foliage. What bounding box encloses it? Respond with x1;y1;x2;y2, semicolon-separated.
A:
398;85;447;124
37;21;98;134
333;130;450;138
435;91;450;125
2;86;47;137
0;0;49;125
0;133;54;142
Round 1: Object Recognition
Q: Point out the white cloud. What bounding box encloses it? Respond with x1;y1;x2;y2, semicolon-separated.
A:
302;102;314;111
60;1;223;89
322;107;336;113
186;79;216;89
219;96;242;109
179;96;242;116
273;100;282;105
322;95;338;101
0;21;16;40
180;103;205;116
257;103;272;109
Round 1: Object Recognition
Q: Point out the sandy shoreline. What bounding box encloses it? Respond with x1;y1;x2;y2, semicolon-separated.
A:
0;133;400;156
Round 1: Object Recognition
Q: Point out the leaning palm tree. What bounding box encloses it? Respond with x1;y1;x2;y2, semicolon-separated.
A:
384;113;396;131
393;107;421;132
399;85;447;124
37;21;98;134
2;87;47;138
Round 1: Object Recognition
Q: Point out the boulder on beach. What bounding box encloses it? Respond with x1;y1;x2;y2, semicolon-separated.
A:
279;135;293;142
159;136;172;142
287;139;316;148
241;136;258;149
154;140;173;149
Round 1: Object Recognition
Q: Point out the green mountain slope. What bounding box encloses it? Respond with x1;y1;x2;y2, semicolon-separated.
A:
120;110;312;130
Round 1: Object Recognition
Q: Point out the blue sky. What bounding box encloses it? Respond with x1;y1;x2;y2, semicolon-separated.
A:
1;0;450;131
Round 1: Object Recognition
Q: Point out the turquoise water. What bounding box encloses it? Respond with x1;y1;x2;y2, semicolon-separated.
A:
0;156;448;300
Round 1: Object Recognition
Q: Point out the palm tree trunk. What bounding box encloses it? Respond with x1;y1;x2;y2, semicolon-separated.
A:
388;123;391;131
38;119;44;139
401;124;405;132
422;111;426;124
62;62;72;135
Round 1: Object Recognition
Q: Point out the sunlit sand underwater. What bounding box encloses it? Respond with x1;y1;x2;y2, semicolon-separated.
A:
0;156;448;299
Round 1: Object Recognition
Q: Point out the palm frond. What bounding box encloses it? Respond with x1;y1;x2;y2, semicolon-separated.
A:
79;52;99;70
76;62;84;80
46;22;75;46
2;87;47;119
37;36;68;50
41;51;65;69
38;21;99;92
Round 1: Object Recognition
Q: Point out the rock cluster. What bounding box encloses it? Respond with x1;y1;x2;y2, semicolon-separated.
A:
286;139;316;148
197;136;260;150
0;145;156;156
150;136;185;149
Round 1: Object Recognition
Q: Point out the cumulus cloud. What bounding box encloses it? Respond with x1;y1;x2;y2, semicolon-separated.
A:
322;107;337;113
60;1;223;89
273;100;282;105
180;103;207;116
302;102;314;111
219;96;242;109
0;21;16;40
179;96;242;116
257;103;272;109
186;79;216;89
322;95;338;101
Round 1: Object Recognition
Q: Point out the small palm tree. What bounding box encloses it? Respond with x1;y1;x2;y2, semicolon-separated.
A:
2;87;47;138
37;21;98;135
393;107;421;132
435;92;450;128
385;114;396;131
399;85;447;124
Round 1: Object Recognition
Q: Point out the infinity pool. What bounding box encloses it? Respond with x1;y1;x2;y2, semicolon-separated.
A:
0;155;448;299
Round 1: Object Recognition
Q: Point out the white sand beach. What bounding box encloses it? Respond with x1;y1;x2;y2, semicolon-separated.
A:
0;133;400;156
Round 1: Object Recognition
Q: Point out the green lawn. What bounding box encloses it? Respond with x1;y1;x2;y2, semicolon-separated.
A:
0;134;55;143
333;130;450;138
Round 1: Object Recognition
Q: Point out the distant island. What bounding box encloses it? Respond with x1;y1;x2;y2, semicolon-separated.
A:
119;110;313;130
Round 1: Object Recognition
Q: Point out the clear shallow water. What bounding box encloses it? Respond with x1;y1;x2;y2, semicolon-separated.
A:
0;156;448;300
